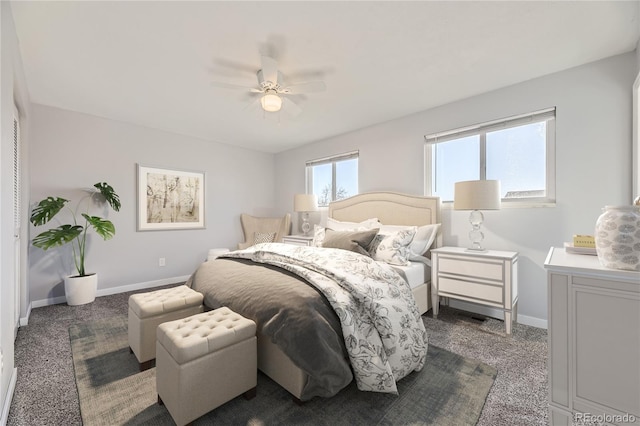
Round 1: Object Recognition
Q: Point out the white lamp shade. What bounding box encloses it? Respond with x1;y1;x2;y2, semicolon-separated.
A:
294;194;318;212
261;93;282;112
454;180;501;210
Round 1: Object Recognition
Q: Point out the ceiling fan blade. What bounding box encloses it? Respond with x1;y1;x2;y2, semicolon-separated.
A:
213;58;257;74
260;55;279;85
282;97;302;117
243;97;262;112
211;81;262;93
281;81;326;94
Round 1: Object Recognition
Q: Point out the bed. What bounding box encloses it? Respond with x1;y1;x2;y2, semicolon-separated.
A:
328;192;441;315
187;192;441;402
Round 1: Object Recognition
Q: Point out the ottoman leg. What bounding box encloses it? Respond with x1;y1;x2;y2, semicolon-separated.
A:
243;387;257;400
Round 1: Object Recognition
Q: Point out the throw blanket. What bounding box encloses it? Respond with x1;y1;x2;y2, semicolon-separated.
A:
225;243;428;394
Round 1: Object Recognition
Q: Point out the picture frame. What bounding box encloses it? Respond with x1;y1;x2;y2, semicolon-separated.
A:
137;164;205;231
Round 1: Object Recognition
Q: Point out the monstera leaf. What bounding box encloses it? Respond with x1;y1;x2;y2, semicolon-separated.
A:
30;197;69;226
82;214;116;240
32;224;83;250
94;182;121;212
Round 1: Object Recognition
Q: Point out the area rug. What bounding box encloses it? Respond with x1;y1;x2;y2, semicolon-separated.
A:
69;316;496;425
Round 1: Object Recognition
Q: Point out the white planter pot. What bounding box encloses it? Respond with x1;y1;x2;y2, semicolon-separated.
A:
64;273;97;306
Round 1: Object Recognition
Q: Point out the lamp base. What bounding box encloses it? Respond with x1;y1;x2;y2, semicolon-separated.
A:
467;210;486;251
301;212;311;236
465;247;488;253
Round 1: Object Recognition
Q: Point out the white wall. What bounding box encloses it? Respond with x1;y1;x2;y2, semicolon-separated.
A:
633;35;639;194
28;105;276;305
275;52;637;327
0;1;31;421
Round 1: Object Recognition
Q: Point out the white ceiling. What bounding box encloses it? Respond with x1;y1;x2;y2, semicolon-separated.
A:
10;1;640;153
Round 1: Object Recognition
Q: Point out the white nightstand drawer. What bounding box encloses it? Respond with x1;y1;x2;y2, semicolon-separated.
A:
438;257;503;281
282;235;314;246
438;277;503;304
284;239;310;247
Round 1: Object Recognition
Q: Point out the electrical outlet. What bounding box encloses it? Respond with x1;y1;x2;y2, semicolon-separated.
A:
159;257;166;267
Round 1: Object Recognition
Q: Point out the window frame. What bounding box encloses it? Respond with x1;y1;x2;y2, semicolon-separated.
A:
305;150;359;207
424;108;556;207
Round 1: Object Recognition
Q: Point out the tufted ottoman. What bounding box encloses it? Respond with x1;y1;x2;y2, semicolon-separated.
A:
156;307;257;426
128;285;204;371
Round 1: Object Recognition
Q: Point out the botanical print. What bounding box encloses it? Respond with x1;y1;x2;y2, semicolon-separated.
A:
137;165;205;230
225;243;428;394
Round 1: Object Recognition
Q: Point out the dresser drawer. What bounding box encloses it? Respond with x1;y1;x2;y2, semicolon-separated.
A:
438;257;504;281
438;277;503;304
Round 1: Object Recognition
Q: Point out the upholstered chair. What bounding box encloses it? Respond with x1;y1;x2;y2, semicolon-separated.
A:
238;213;291;249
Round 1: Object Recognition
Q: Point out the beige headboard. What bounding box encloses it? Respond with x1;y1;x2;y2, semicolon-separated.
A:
328;192;442;247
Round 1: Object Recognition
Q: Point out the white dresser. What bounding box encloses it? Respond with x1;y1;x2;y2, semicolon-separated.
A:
544;247;640;426
431;246;518;335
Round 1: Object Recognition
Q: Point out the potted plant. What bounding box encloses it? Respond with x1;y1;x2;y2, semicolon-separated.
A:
30;182;121;306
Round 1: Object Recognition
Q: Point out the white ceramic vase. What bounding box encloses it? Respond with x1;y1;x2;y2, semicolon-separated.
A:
595;206;640;271
64;273;98;306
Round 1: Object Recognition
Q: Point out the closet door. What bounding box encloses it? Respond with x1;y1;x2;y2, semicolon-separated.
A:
12;106;21;336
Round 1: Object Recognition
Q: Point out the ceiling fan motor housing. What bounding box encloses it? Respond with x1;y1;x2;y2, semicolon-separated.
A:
257;69;284;91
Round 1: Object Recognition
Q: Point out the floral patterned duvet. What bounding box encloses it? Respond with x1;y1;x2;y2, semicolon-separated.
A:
224;243;428;394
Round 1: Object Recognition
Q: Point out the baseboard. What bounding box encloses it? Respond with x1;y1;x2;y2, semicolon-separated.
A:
447;300;547;329
1;367;17;426
95;275;191;297
28;275;191;313
19;302;32;327
30;295;69;310
516;314;547;329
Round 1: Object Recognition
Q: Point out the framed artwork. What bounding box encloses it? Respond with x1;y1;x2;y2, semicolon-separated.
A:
137;164;205;231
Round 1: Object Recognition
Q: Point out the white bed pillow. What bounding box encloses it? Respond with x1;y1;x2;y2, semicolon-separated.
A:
326;217;380;231
313;217;380;246
368;226;417;266
378;223;440;260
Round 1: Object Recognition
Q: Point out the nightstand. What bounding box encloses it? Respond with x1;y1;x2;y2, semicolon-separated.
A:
431;246;518;335
281;235;314;247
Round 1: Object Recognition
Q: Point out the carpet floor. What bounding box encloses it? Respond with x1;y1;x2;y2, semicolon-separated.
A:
8;285;548;425
69;316;495;425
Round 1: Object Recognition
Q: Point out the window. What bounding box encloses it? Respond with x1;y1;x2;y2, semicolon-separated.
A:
425;108;556;205
306;151;359;207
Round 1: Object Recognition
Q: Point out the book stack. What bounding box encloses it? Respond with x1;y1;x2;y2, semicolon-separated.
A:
564;235;597;255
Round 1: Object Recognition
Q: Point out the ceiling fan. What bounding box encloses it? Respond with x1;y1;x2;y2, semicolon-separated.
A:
211;55;326;116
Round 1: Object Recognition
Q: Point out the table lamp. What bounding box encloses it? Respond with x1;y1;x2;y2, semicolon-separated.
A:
454;180;501;251
294;194;318;236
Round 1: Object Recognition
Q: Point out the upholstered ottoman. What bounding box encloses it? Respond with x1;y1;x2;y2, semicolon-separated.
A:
128;285;204;371
156;307;257;426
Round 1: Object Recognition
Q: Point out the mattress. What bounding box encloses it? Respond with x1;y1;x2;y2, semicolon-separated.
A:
392;261;430;289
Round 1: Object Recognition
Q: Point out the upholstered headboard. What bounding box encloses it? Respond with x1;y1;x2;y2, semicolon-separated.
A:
328;192;442;247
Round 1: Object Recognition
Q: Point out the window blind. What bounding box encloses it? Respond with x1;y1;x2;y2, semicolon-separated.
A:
424;108;556;145
305;150;359;167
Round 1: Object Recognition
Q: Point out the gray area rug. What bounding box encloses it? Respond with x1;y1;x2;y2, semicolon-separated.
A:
69;316;497;425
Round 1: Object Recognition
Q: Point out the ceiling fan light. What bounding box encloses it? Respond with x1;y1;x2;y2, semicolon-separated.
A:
261;93;282;112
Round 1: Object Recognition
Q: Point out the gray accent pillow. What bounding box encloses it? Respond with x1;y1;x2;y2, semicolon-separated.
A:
254;232;275;244
322;228;379;256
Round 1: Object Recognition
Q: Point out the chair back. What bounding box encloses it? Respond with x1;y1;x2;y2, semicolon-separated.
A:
238;213;291;249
